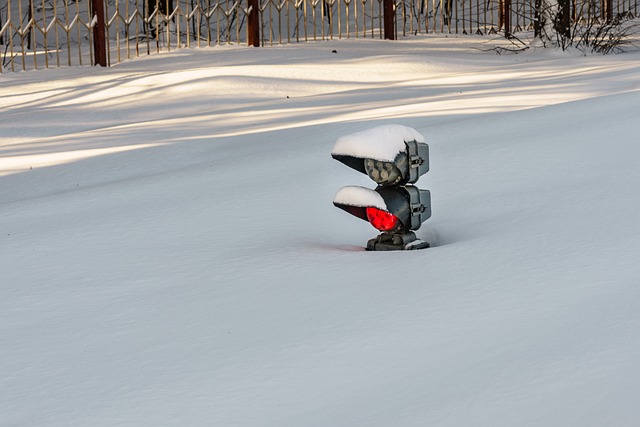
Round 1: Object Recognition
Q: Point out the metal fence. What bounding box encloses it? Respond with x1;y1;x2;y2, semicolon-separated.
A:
1;0;638;71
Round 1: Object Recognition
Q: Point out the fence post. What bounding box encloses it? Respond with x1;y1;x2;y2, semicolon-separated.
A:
383;0;395;39
91;0;107;66
533;0;542;37
27;1;32;50
503;0;511;38
557;0;571;37
247;0;260;46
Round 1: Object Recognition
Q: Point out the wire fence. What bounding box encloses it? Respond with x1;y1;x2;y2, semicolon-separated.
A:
1;0;638;71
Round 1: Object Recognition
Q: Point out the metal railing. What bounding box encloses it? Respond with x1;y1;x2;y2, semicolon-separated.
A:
2;0;638;71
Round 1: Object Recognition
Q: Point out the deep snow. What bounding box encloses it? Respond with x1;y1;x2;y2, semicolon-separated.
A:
2;36;640;426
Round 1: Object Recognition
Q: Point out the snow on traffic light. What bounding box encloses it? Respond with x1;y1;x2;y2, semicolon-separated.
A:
332;125;431;251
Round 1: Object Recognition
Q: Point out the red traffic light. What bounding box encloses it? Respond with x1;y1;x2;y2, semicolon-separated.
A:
366;207;399;232
333;185;431;233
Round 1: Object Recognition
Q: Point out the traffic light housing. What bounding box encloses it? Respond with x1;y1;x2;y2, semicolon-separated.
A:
332;125;432;251
332;138;429;186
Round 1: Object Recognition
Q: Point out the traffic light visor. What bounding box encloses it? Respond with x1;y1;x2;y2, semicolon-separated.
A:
331;125;428;185
333;185;388;222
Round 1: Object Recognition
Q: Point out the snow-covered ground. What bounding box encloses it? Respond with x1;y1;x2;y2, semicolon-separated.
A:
2;36;640;426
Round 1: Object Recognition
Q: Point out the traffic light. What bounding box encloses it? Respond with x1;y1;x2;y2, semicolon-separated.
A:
332;125;432;251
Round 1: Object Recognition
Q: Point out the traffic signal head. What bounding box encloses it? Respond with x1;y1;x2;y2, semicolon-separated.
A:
331;125;429;186
332;125;432;251
333;185;431;234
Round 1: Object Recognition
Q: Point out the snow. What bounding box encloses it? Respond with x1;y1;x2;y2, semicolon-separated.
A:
331;124;425;162
333;185;388;210
2;35;640;426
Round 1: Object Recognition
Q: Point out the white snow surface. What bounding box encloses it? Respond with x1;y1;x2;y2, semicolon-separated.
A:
331;124;425;161
333;185;388;210
2;36;640;426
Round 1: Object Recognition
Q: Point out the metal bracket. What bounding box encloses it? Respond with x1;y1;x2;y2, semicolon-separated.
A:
411;203;426;214
366;231;430;251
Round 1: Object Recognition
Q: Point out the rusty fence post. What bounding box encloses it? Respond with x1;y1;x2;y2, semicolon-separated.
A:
383;0;395;39
91;0;107;66
600;0;613;22
606;0;613;22
503;0;511;38
247;0;260;46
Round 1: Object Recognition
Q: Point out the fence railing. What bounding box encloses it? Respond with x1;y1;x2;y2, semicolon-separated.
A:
1;0;638;71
